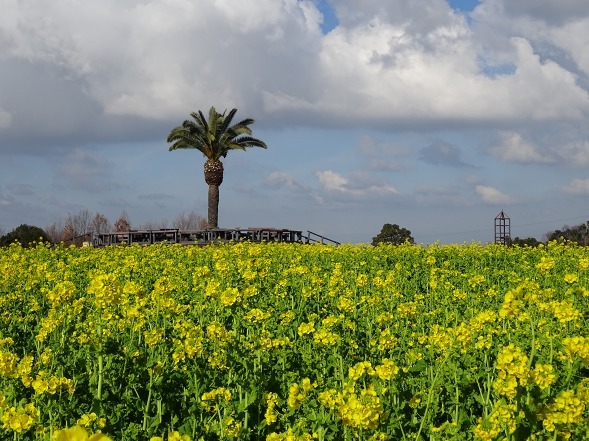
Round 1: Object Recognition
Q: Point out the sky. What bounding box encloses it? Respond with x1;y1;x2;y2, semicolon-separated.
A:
1;0;589;244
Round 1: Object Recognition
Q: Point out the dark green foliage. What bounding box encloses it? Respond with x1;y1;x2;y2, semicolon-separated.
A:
510;236;542;247
0;224;50;247
544;220;589;246
371;223;414;246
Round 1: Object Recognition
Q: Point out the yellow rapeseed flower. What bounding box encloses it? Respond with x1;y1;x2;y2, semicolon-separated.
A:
54;426;111;441
297;321;315;337
530;364;556;390
374;358;399;380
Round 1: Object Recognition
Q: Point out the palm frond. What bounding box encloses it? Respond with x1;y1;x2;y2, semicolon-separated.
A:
219;108;238;134
232;136;267;149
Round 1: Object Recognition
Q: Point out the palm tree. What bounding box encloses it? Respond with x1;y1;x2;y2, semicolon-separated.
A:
167;107;267;228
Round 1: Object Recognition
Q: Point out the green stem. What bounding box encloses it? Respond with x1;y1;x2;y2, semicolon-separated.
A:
526;316;536;406
527;316;536;370
97;353;103;401
454;370;459;423
97;322;104;403
391;400;407;440
143;372;153;431
416;353;449;440
216;404;224;439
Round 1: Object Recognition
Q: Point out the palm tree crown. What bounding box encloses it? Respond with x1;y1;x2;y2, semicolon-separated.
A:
167;107;267;228
167;107;267;159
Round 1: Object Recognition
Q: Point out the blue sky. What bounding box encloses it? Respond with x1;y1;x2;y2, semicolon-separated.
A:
1;0;588;244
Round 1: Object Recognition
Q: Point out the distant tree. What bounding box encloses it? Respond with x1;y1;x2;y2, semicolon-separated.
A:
60;209;94;246
173;211;208;230
62;221;76;245
91;212;111;235
0;224;50;247
66;209;92;237
510;236;542;247
45;220;65;243
114;210;131;232
167;106;267;228
372;223;414;246
545;221;589;246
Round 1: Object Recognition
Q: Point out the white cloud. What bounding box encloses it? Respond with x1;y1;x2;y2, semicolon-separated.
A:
266;21;589;125
491;132;552;163
315;170;398;197
316;170;348;192
0;0;324;120
475;184;516;205
563;178;589;196
1;0;587;140
549;18;589;77
490;132;589;167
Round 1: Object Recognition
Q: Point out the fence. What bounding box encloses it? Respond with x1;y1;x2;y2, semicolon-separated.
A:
85;228;339;247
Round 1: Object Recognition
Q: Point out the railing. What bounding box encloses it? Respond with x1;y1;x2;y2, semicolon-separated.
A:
92;229;180;247
88;227;340;247
303;230;341;245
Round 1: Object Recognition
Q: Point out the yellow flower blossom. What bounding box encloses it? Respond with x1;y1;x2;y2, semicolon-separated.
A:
287;378;314;409
265;392;279;425
220;287;240;306
493;344;530;400
473;402;517;440
86;273;122;307
201;387;231;408
337;385;384;430
530;364;556;390
312;328;340;346
1;403;39;433
541;390;586;431
374;358;399;380
535;257;555;272
297;321;315;337
54;426;112;441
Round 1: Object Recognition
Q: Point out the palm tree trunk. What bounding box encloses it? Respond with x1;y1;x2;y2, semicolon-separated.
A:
204;159;224;228
208;184;219;228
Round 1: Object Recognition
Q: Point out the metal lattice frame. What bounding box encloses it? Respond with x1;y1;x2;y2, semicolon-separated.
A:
494;210;511;244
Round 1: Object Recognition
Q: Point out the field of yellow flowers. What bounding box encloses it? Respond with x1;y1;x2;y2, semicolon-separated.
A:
0;240;588;440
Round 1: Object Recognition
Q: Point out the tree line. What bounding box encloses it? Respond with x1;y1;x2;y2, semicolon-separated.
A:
2;217;588;248
372;221;589;247
511;220;589;247
0;209;207;247
371;220;589;246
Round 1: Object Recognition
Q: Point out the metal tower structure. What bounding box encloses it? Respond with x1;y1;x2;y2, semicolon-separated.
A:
494;210;511;244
